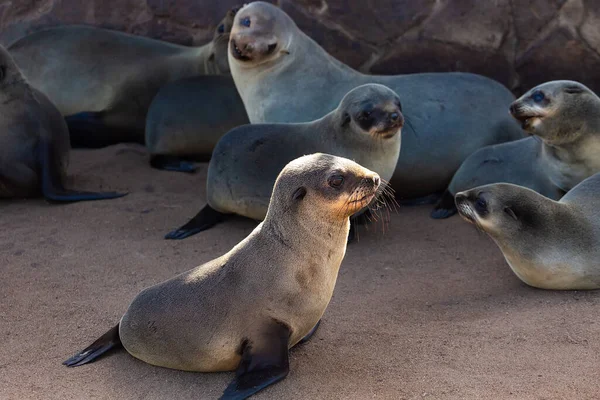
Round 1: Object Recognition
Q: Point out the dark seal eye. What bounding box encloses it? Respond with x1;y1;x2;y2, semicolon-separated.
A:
217;24;225;34
359;110;371;120
474;197;487;214
532;91;545;103
241;17;251;27
328;175;344;189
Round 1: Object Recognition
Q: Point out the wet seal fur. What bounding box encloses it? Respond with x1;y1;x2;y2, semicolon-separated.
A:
165;83;402;240
8;8;238;147
455;173;600;290
432;80;600;219
63;153;380;400
227;1;522;200
0;45;126;202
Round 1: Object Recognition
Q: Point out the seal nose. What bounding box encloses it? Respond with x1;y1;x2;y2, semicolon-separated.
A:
509;103;518;115
373;175;380;187
390;112;399;122
230;36;254;59
387;110;404;128
454;192;467;204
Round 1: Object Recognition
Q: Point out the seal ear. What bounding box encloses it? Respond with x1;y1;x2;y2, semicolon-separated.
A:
292;187;306;201
341;112;351;127
503;206;518;221
564;86;584;94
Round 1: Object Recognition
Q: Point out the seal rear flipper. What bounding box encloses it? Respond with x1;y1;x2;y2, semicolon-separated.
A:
430;190;458;219
63;324;122;367
38;135;128;202
164;205;226;240
66;112;140;148
297;320;321;345
220;322;290;400
150;155;197;173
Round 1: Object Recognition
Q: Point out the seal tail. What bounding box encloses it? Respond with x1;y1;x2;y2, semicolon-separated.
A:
430;190;458;219
63;324;122;367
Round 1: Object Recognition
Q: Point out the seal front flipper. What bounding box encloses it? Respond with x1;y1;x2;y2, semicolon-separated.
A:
297;320;321;345
150;155;197;173
63;324;122;367
164;205;226;240
430;190;458;219
38;135;128;202
221;322;290;400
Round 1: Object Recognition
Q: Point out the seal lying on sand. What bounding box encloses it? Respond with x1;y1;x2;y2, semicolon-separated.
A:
227;1;522;200
165;83;401;240
432;80;600;218
0;45;126;202
455;172;600;290
63;153;380;400
9;7;238;147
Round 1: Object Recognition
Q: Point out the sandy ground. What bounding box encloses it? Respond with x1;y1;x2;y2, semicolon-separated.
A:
1;144;600;400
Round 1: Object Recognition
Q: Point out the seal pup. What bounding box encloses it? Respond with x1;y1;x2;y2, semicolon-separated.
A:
145;75;248;172
8;7;239;147
432;80;600;218
455;172;600;290
63;153;380;400
227;1;523;200
165;83;402;240
0;45;126;202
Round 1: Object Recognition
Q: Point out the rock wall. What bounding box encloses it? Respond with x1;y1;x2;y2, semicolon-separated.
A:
1;0;599;95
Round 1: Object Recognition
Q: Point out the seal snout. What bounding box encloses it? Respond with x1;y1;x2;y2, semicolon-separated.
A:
230;34;278;62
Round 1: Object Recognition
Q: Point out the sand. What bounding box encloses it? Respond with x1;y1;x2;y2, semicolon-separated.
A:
1;144;600;400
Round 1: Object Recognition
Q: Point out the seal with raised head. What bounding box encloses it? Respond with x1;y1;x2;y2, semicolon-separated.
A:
63;153;380;400
455;172;600;290
227;1;523;200
432;80;600;218
165;83;402;240
145;75;248;172
0;45;126;202
8;7;239;147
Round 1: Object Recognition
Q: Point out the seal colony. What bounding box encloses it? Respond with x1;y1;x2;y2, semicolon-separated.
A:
432;80;600;218
455;172;600;290
8;8;238;147
227;1;523;199
165;83;402;240
63;153;380;400
0;45;126;202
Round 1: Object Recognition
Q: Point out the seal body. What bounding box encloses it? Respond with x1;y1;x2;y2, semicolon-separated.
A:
8;9;235;146
64;153;380;399
228;1;523;198
165;84;402;239
145;75;248;167
433;80;600;218
455;173;600;290
0;45;126;202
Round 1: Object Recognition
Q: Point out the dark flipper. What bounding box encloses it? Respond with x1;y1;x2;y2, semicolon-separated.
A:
39;135;128;202
165;205;226;240
63;324;122;367
297;320;321;346
66;112;143;148
399;191;444;206
150;155;197;173
430;190;458;219
221;322;290;400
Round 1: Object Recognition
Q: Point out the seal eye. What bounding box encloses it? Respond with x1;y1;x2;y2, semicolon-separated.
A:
532;91;545;103
328;175;344;189
217;24;225;34
241;17;251;27
474;197;487;214
359;110;371;121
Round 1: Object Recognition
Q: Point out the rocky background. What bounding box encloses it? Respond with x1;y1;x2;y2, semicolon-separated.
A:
1;0;598;95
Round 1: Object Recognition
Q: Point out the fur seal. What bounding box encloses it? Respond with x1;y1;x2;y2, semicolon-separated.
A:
432;80;600;218
227;1;523;200
455;172;600;290
145;75;248;172
164;83;402;240
0;45;126;202
63;153;380;400
8;8;238;147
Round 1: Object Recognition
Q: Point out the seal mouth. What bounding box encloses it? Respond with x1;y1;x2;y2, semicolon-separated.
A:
349;192;376;205
510;104;544;131
230;39;251;61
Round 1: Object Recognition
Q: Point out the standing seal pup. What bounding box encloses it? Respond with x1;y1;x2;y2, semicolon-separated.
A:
455;172;600;290
8;8;238;147
432;80;600;218
165;83;402;240
63;153;380;400
0;45;126;202
145;75;248;172
227;1;522;200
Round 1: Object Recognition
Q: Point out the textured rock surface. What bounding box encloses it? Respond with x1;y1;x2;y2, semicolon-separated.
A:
1;0;599;94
